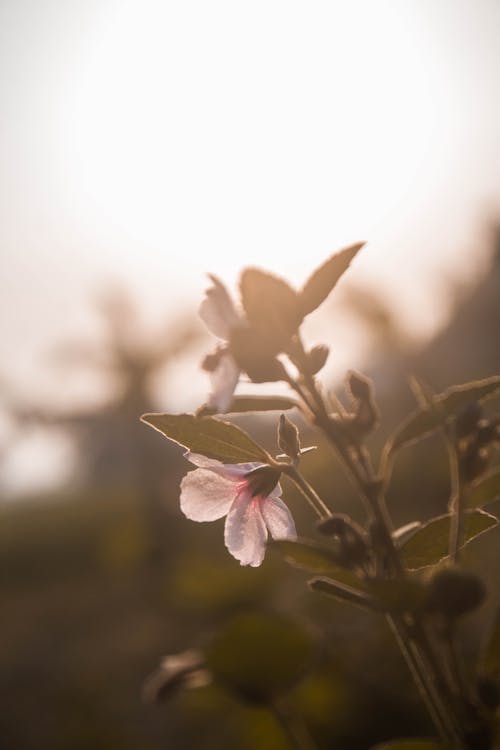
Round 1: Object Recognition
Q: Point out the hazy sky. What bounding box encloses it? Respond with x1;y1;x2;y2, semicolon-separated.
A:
1;0;500;492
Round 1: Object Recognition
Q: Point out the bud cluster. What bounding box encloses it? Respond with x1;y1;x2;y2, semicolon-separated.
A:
455;403;500;483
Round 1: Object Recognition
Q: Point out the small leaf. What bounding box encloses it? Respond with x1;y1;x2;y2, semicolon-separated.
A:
270;538;365;588
481;607;500;677
299;242;364;316
371;740;446;750
389;376;500;453
239;268;302;340
308;577;377;610
465;467;500;509
399;510;498;569
141;413;270;464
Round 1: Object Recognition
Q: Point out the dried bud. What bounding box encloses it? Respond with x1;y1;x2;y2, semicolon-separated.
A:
455;402;483;440
307;345;329;375
317;513;369;567
425;569;486;619
476;420;496;448
277;414;301;460
346;370;372;402
142;649;211;704
459;443;491;484
244;465;281;498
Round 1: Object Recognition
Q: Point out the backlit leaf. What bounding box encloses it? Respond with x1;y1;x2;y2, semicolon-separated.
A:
270;538;365;588
399;510;498;569
389;376;500;453
465;467;500;509
141;413;270;464
299;242;364;316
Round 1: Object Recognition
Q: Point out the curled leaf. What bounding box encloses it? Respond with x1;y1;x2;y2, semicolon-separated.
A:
141;412;270;464
389;376;500;453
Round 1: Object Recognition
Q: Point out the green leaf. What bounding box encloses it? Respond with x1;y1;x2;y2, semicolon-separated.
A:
239;267;302;339
399;510;498;569
204;614;315;702
389;376;500;453
481;607;500;677
270;538;365;588
371;740;446;750
308;577;377;610
141;413;270;464
466;467;500;509
368;579;428;614
299;242;364;316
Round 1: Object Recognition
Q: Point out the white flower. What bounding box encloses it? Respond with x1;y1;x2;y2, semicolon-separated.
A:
180;453;297;567
199;275;242;412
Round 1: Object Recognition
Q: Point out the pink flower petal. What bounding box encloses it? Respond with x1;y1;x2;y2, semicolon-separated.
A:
180;468;236;522
207;353;240;413
260;496;297;540
224;492;268;567
185;453;262;480
199;275;240;340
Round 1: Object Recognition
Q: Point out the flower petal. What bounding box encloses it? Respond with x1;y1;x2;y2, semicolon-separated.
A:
224;492;268;567
260;496;297;540
180;468;236;521
206;354;240;413
199;275;241;340
184;452;261;481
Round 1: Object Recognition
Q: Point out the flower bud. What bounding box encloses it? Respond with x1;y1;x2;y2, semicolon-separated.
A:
455;402;483;440
425;568;486;619
277;414;301;461
307;345;329;375
317;513;369;568
346;370;372;401
142;649;211;704
459;443;490;484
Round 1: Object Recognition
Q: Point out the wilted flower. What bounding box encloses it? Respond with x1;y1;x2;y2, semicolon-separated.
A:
199;275;242;412
180;453;296;567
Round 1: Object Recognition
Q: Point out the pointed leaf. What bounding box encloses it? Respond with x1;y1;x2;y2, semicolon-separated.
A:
371;741;446;750
399;510;498;570
239;268;302;340
481;607;500;677
466;467;500;509
389;376;500;453
308;577;377;610
141;413;270;464
299;242;364;316
270;538;365;588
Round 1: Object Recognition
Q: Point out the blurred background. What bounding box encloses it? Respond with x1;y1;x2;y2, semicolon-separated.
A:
1;1;500;748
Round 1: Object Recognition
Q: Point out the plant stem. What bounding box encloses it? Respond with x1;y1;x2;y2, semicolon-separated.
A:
386;614;463;747
446;434;464;563
283;463;331;519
